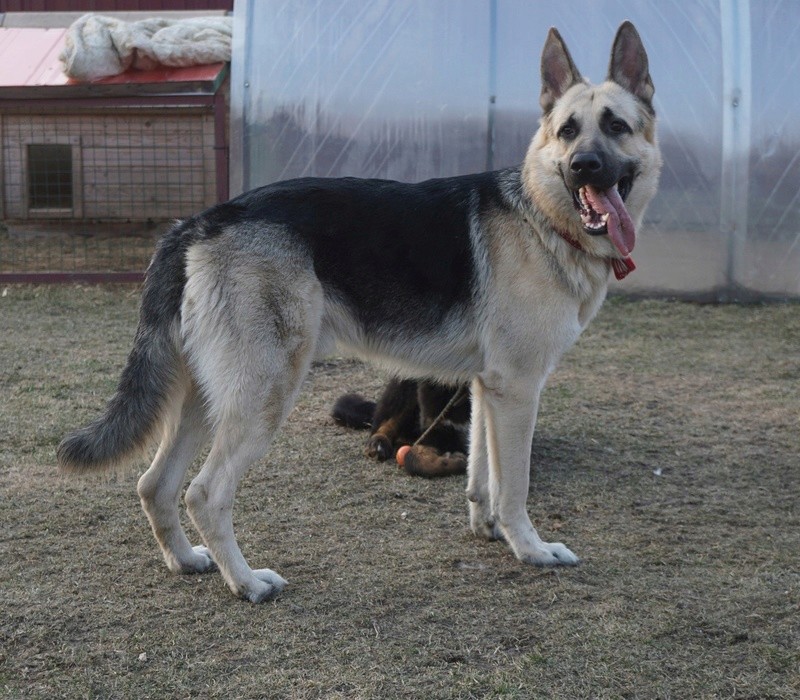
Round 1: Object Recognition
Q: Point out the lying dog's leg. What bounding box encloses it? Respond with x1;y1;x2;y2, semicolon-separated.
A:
476;373;578;566
137;385;214;574
396;381;468;477
366;378;420;461
402;442;467;477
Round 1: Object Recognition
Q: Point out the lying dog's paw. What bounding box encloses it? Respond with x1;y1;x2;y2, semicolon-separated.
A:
365;434;393;462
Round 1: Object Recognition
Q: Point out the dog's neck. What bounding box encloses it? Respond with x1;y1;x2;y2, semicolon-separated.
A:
504;168;636;282
554;228;636;281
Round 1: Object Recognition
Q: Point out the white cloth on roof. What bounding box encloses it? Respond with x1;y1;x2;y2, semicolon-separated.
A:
60;13;232;81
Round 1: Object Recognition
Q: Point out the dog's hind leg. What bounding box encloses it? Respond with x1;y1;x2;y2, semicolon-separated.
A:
182;266;323;602
185;417;290;603
137;382;214;574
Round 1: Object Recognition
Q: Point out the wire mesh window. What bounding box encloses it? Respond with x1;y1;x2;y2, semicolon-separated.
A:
1;106;220;278
27;144;74;212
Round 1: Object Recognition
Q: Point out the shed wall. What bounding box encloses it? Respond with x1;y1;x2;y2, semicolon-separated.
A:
2;109;217;220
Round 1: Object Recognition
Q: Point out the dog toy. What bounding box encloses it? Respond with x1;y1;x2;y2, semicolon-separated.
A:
395;445;411;467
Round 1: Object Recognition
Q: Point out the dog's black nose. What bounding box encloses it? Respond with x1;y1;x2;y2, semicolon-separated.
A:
570;152;603;177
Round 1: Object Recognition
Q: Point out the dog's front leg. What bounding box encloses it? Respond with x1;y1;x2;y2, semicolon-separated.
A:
466;376;498;539
471;372;579;566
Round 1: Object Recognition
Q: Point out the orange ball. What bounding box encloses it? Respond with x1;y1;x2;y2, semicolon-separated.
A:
396;445;411;467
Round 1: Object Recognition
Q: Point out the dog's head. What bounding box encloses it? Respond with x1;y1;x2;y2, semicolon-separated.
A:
523;21;662;261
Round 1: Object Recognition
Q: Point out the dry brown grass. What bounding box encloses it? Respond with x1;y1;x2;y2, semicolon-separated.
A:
1;285;798;699
0;226;159;274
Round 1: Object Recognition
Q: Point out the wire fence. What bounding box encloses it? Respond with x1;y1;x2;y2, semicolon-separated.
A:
1;103;223;281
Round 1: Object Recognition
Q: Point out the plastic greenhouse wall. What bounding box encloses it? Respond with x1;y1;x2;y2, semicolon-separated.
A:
230;0;800;301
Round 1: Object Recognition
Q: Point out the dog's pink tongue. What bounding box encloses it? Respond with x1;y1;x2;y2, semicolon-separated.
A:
583;185;636;256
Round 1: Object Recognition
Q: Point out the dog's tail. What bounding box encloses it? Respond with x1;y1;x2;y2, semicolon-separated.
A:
57;225;191;474
331;393;376;430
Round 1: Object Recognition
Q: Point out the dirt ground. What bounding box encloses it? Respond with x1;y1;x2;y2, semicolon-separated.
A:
1;285;798;700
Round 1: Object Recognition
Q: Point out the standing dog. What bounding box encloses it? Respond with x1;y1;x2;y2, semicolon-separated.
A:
58;22;661;602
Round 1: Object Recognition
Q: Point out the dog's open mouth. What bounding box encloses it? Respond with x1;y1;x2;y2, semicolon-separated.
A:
570;177;636;257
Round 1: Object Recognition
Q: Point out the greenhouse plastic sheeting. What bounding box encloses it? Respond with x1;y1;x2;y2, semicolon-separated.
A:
231;0;800;300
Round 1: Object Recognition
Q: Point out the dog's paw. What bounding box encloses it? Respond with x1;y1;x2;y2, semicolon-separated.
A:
168;545;217;575
237;569;288;604
365;434;393;462
469;501;505;541
190;545;217;571
520;541;579;567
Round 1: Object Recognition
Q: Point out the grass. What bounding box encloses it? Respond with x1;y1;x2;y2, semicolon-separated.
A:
0;226;158;274
0;285;798;699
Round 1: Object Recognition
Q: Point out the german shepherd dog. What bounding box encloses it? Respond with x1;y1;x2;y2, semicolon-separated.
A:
58;22;661;603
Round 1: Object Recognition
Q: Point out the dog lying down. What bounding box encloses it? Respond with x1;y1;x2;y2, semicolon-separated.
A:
58;22;660;602
332;379;471;477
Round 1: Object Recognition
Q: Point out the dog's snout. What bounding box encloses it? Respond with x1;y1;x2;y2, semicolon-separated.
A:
567;151;619;190
570;152;603;177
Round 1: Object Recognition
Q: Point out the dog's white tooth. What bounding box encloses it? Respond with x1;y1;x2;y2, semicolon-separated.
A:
602;213;609;223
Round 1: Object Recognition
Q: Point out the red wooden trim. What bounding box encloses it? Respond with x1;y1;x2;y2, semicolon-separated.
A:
0;272;144;284
4;2;232;10
0;94;218;110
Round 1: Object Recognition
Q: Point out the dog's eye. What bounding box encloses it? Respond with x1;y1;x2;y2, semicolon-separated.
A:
609;119;632;135
558;120;578;140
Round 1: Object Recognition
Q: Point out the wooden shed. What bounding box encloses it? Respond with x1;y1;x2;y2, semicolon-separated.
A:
0;22;229;280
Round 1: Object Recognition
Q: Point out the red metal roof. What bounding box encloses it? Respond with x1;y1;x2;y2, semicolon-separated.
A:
0;27;227;97
0;27;69;87
4;2;233;15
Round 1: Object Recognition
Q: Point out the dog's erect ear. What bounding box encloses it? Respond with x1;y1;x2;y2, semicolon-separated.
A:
540;27;583;113
607;21;654;108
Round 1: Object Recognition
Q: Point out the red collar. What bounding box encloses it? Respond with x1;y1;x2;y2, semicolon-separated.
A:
555;229;636;281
